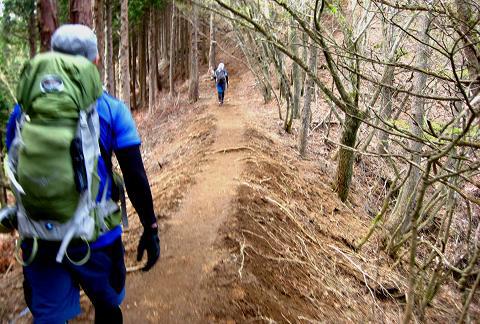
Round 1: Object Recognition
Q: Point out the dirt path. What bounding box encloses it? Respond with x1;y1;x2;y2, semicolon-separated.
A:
124;85;246;323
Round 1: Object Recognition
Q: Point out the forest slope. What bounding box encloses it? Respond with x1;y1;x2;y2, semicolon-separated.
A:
1;57;478;324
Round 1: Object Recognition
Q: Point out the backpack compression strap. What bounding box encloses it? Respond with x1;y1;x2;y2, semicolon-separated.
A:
56;105;100;263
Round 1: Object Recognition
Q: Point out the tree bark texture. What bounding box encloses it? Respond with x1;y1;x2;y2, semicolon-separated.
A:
188;3;199;103
335;114;361;202
377;13;396;155
93;0;104;80
119;0;130;107
455;0;480;96
389;11;432;247
301;31;308;95
69;0;92;27
169;1;176;97
181;16;190;80
280;38;294;130
260;42;273;103
154;10;162;92
161;6;169;61
38;0;58;52
131;26;138;110
299;27;317;158
208;13;216;73
148;7;157;114
291;19;301;120
201;15;209;65
28;9;37;58
105;0;116;95
139;17;148;108
377;69;394;155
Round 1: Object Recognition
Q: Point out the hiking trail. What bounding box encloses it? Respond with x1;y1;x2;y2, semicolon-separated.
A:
124;78;248;323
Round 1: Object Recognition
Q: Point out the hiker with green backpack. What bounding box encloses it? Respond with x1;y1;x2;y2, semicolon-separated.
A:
0;24;159;323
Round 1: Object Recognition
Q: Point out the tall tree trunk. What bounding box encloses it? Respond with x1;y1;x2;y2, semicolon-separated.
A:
93;0;104;80
148;7;157;114
131;28;138;110
28;8;37;58
301;31;308;95
161;7;168;61
177;16;183;79
119;0;130;107
139;17;148;108
299;22;317;158
332;5;367;203
283;27;295;131
376;69;395;154
377;9;397;155
201;13;209;65
105;0;115;95
38;0;58;52
169;1;176;97
179;15;185;79
270;44;288;120
208;12;216;73
388;12;432;250
182;17;190;80
335;114;362;202
260;43;273;103
129;28;135;109
455;0;480;97
188;3;199;103
69;0;92;27
154;9;162;92
291;19;301;119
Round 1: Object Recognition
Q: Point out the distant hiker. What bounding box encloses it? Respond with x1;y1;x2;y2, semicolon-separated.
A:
2;24;159;323
214;62;229;105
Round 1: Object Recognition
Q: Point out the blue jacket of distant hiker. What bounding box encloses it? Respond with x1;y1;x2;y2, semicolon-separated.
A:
214;63;229;93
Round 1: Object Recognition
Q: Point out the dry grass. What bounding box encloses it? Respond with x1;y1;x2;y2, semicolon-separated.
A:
207;105;475;322
209;127;408;322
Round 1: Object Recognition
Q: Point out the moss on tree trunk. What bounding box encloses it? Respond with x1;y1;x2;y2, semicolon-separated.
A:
335;114;361;202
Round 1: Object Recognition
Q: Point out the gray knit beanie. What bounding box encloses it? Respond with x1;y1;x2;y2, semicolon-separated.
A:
51;24;99;62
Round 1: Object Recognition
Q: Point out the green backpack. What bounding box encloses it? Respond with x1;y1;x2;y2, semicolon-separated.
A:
7;52;118;264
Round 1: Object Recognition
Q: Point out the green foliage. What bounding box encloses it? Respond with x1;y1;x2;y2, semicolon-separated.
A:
0;0;31;111
129;0;168;25
0;92;11;133
0;93;8;111
391;119;480;142
0;40;28;104
327;2;337;14
129;0;145;24
1;0;35;44
58;0;70;25
395;47;408;60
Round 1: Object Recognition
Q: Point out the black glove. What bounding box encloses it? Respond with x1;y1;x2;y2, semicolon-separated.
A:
136;226;160;271
0;206;18;233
